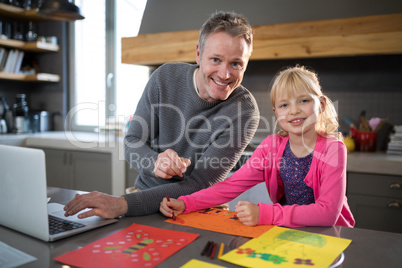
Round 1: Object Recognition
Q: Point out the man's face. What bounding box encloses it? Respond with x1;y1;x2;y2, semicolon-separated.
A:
195;31;251;102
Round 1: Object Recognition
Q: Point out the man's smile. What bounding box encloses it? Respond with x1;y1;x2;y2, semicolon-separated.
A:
212;78;230;87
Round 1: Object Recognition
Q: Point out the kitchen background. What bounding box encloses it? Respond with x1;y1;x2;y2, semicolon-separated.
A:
138;0;402;150
135;0;402;233
0;18;67;131
1;0;401;233
1;0;402;149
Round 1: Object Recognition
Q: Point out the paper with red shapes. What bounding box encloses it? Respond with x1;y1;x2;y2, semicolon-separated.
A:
54;223;199;268
165;208;274;238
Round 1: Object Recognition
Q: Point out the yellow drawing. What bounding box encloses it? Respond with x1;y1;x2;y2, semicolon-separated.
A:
219;226;351;268
180;259;227;268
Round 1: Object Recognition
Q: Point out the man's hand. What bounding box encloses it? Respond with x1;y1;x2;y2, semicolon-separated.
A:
64;191;128;219
153;149;191;179
235;201;259;226
160;197;186;218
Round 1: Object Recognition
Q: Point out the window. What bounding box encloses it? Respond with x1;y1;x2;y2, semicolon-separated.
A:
68;0;148;132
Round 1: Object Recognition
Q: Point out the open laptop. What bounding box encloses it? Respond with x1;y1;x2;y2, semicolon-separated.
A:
0;144;117;242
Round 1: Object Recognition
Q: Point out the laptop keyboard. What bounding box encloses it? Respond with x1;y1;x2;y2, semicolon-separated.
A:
48;215;85;235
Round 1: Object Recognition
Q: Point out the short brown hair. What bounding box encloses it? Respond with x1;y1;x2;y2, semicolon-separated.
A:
198;11;253;56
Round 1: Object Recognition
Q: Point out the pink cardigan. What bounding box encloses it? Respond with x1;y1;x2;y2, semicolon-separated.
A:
179;134;355;228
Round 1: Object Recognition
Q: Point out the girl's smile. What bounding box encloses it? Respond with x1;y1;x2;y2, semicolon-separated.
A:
289;117;306;126
274;92;323;138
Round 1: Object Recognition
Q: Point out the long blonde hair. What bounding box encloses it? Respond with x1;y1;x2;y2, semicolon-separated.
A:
270;65;343;141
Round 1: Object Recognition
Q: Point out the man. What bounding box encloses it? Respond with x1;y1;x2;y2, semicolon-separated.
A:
64;11;259;219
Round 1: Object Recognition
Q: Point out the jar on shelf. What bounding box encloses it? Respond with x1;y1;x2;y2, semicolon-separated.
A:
13;94;29;133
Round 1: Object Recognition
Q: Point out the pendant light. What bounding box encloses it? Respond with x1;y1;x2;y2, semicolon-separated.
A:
38;0;85;21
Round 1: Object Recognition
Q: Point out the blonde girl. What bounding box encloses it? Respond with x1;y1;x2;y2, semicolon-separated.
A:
160;65;355;228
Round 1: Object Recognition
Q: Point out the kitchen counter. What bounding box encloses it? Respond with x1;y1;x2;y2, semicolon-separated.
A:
22;131;125;154
0;131;126;195
347;151;402;176
1;132;402;195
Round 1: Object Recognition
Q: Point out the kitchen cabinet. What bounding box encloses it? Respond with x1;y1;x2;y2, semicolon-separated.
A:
36;148;113;194
122;13;402;66
0;2;71;82
347;172;402;233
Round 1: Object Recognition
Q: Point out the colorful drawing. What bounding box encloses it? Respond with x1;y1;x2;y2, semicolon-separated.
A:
54;223;199;267
219;226;352;268
276;229;327;248
165;208;273;238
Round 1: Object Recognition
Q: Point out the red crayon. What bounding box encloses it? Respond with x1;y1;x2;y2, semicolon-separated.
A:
209;242;218;259
165;194;176;221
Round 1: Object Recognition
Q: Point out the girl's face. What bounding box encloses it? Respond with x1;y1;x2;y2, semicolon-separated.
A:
273;90;323;137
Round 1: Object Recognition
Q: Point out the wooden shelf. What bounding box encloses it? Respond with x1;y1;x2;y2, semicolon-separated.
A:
122;13;402;66
24;41;59;52
0;38;59;52
0;3;71;84
0;3;48;22
0;72;60;82
0;2;83;22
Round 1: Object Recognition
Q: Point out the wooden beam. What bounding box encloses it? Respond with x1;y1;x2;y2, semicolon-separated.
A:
121;13;402;66
122;30;199;66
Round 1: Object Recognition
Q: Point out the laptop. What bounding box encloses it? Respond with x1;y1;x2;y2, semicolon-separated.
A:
0;144;117;242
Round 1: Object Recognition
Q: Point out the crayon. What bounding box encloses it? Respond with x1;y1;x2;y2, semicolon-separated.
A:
201;241;212;256
217;243;224;258
209;242;218;259
206;241;214;257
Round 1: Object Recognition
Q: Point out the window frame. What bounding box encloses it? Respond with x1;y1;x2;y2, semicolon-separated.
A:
67;0;116;132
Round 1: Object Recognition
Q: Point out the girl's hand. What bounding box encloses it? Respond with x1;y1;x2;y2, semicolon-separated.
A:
159;197;186;218
235;201;259;226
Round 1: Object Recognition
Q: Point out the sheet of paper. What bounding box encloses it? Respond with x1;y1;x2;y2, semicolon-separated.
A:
54;223;199;268
219;226;352;268
166;208;273;238
180;259;227;268
0;241;37;268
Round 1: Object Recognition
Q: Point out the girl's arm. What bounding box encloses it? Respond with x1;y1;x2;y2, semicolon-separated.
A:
178;147;267;213
258;140;350;227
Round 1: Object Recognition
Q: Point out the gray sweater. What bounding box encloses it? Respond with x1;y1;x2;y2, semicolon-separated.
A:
123;63;259;216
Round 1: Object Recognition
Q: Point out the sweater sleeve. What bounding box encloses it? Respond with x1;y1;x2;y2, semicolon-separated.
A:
258;139;349;227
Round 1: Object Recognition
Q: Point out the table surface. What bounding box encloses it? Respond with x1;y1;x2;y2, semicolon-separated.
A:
1;187;402;268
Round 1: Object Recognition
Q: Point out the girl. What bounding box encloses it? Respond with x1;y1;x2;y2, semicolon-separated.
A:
160;65;355;228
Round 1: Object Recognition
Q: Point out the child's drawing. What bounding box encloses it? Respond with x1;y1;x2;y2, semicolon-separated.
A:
276;229;327;248
219;226;351;268
165;208;273;238
54;224;199;267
